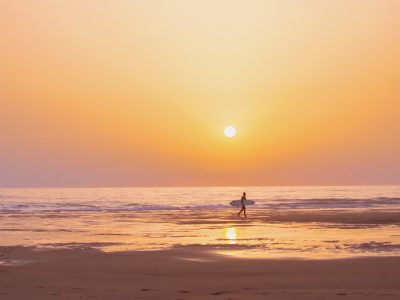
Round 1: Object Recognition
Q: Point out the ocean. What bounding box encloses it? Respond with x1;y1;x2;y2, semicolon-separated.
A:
1;186;400;258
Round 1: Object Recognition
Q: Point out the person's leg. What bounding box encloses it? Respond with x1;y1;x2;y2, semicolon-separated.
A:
244;207;246;217
237;208;243;216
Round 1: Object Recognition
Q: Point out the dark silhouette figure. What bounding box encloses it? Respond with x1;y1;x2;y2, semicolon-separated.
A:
237;192;247;217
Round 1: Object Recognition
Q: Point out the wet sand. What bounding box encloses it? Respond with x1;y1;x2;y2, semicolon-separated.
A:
167;208;400;224
1;246;400;300
2;208;400;257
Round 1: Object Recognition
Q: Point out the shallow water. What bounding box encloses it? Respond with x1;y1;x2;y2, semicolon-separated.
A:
1;186;400;258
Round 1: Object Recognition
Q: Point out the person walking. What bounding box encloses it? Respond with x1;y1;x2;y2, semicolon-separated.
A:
237;192;247;217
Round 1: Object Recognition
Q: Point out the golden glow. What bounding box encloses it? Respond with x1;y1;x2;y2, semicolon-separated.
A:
224;126;236;138
0;1;399;186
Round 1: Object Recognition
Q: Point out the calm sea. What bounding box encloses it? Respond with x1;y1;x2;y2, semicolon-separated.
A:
1;186;400;212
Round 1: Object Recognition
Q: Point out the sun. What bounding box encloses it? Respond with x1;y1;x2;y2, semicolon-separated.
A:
224;126;236;138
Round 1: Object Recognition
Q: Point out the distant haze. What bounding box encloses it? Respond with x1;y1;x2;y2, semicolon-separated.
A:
1;1;399;187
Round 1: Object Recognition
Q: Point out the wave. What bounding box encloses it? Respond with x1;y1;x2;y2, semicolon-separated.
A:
255;197;400;209
1;197;400;213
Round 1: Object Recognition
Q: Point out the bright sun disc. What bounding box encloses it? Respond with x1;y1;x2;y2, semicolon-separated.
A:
224;126;236;138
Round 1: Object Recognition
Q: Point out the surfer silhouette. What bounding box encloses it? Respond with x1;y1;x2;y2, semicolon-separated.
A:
237;192;247;217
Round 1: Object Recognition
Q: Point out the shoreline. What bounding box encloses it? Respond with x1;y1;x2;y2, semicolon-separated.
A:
1;246;400;299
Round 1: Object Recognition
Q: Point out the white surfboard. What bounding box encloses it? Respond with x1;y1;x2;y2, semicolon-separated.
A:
230;199;255;206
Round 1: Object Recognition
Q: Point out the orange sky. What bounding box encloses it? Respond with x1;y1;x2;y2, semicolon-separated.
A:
1;0;399;187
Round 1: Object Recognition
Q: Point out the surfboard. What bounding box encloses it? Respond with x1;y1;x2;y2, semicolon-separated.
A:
230;199;255;206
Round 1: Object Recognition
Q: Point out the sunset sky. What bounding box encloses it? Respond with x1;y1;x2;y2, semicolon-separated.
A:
1;0;399;187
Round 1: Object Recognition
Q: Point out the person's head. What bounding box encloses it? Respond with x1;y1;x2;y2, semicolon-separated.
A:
243;192;246;196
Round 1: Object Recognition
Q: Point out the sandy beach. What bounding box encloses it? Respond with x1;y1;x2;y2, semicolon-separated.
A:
1;187;400;299
1;246;400;300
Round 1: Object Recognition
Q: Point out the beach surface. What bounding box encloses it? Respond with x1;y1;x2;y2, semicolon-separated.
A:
1;187;400;299
1;246;400;300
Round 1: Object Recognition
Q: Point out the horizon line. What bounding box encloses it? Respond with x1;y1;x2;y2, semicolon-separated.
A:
1;183;399;189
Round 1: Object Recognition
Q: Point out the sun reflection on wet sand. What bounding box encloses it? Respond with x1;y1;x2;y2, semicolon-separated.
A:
225;227;237;245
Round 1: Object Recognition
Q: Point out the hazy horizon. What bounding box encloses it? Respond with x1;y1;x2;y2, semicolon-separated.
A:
1;184;399;190
1;1;399;187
